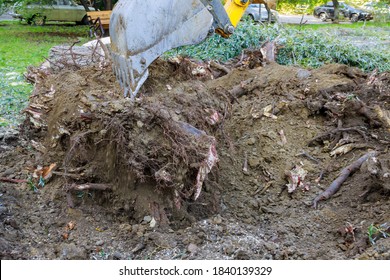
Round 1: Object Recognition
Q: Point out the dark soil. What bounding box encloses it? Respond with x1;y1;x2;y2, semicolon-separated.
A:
1;49;389;260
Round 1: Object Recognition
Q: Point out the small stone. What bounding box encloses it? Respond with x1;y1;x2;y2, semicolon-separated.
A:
136;121;144;128
213;215;223;225
248;199;259;210
28;215;40;224
187;243;198;254
150;217;156;228
235;250;251;260
247;137;256;145
248;157;260;168
95;240;104;246
59;243;88;260
296;69;311;80
57;221;66;228
4;218;19;229
260;206;274;214
1;168;15;177
0;206;7;215
264;242;278;251
113;252;123;260
119;223;132;232
143;215;152;223
338;244;348;251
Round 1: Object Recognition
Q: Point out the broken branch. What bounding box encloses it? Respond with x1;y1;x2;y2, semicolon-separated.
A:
312;151;378;208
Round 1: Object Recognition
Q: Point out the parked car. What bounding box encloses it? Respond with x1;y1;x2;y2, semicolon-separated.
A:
313;1;373;22
244;4;279;23
10;0;91;25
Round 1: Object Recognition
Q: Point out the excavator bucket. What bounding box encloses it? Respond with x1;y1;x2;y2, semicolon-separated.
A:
110;0;213;99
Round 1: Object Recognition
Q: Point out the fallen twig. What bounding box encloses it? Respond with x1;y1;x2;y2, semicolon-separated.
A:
313;151;378;208
242;152;248;174
259;181;273;195
315;170;325;183
296;150;320;164
0;177;28;184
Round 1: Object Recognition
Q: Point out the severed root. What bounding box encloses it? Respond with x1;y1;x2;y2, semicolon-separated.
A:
313;151;378;208
209;61;230;75
65;183;112;208
228;78;254;101
0;177;28;184
66;183;112;191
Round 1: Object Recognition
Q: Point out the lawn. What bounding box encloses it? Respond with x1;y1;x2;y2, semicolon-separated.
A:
0;21;90;127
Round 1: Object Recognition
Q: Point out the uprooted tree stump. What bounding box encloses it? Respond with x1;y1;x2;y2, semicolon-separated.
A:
22;42;227;226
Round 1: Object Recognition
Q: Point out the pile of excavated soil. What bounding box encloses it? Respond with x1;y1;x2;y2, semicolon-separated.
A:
1;48;389;260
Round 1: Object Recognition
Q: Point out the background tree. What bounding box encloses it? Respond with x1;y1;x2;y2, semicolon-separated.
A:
332;0;340;23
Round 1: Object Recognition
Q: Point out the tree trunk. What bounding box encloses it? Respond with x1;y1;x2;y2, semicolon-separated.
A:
265;4;271;23
79;0;91;12
104;0;113;10
332;0;340;23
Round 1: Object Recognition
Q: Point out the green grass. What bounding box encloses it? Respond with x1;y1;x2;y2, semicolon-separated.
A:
0;21;90;127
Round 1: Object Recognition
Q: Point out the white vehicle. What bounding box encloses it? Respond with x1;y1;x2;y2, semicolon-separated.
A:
10;0;90;25
244;4;279;23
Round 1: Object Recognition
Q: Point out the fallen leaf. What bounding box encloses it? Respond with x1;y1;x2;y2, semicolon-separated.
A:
42;163;57;180
330;144;355;157
67;221;76;231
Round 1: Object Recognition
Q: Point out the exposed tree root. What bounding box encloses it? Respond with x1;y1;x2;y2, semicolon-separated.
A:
228;78;255;101
308;126;368;147
0;177;28;184
66;183;112;192
313;151;378;208
65;183;112;208
209;61;230;75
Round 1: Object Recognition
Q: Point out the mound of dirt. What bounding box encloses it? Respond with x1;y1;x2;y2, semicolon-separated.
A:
0;45;389;260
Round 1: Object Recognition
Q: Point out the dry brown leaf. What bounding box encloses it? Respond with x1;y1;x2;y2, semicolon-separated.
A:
67;221;76;231
41;163;57;180
62;232;69;240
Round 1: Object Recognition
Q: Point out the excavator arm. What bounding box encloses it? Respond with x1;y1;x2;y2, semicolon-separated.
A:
110;0;262;99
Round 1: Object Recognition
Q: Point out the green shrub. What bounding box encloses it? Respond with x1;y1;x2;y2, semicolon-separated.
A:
166;20;390;72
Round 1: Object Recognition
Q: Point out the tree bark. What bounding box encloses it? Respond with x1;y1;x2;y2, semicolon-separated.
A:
104;0;113;10
79;0;91;12
332;0;340;23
